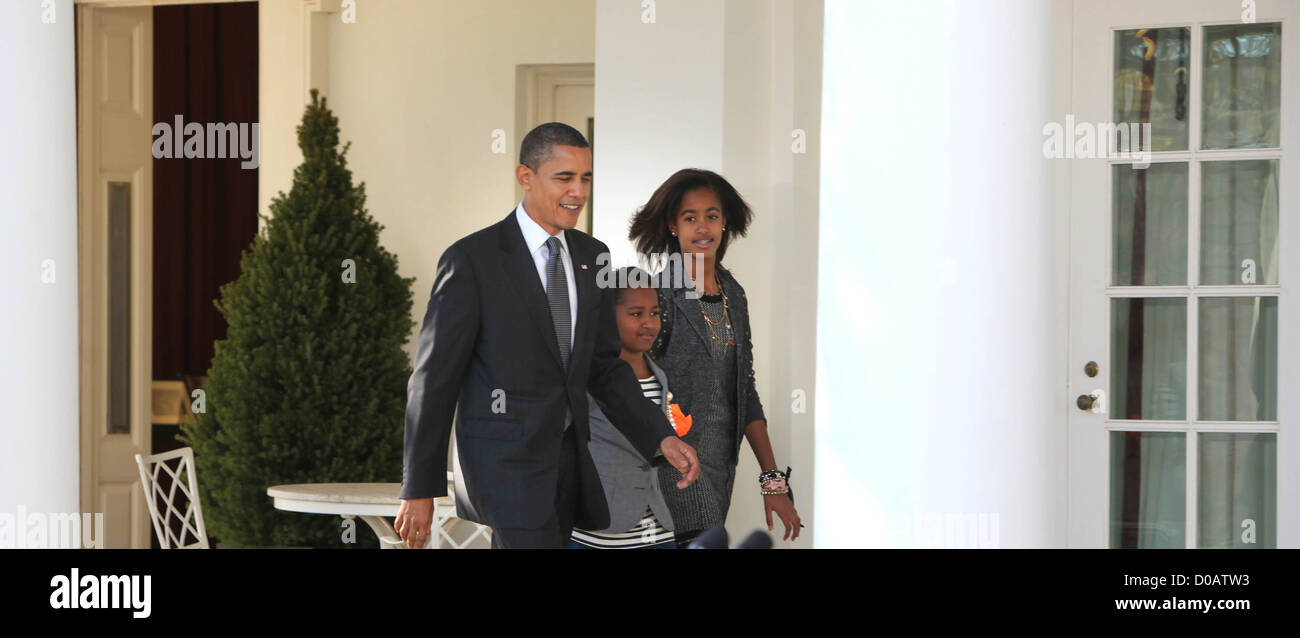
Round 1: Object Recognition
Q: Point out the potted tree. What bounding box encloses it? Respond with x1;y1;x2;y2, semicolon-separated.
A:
182;90;415;548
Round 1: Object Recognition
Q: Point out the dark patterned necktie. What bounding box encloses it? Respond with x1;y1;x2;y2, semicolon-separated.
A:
545;236;571;370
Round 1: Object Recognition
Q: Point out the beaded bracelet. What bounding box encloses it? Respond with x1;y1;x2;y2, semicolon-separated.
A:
759;467;791;495
761;478;789;495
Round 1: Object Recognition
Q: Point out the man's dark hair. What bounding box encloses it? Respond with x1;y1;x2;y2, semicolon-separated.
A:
628;168;753;264
519;122;590;171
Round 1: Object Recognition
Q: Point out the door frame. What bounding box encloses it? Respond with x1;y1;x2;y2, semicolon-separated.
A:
76;1;155;549
514;63;595;231
76;0;254;549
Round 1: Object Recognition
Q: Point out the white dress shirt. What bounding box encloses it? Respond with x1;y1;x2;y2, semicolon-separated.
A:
515;203;578;351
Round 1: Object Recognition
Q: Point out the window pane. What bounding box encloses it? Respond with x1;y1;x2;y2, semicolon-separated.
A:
1110;431;1185;548
108;181;131;435
1202;23;1281;149
1114;27;1190;152
1200;160;1279;285
1198;297;1277;421
1111;298;1186;420
1198;433;1275;548
1113;163;1187;286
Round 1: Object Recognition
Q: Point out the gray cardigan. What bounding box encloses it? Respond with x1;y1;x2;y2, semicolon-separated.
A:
584;354;676;533
651;261;765;465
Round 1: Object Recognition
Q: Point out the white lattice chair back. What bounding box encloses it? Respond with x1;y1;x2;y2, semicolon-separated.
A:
381;472;492;549
135;447;209;549
432;496;492;549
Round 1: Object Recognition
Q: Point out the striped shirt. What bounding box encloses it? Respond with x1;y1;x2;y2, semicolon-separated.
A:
639;375;663;405
570;375;674;548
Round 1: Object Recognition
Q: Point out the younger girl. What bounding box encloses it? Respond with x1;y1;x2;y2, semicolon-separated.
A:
568;267;681;549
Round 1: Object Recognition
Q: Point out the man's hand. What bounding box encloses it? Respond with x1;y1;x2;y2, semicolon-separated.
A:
660;437;701;489
394;497;434;549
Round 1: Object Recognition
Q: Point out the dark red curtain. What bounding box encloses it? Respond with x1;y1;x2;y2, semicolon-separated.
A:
152;2;259;384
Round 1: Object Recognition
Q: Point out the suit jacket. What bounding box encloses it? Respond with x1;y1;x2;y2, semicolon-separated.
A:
585;354;676;533
401;210;670;532
651;260;765;465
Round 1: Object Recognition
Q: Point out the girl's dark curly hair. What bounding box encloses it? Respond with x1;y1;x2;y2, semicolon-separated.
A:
627;168;753;265
612;266;654;305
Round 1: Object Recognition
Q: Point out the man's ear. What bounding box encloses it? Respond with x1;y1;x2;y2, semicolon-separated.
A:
516;164;533;191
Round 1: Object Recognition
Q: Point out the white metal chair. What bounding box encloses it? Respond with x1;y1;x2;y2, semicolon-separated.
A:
135;447;209;549
375;472;491;549
431;496;492;549
387;472;492;549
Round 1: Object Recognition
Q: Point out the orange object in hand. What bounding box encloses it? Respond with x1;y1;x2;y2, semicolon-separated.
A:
668;403;692;437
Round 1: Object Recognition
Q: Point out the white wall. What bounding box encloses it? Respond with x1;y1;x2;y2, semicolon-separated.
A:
325;0;597;362
816;0;1063;548
258;0;310;222
0;0;80;518
595;0;822;548
593;0;725;267
260;1;597;350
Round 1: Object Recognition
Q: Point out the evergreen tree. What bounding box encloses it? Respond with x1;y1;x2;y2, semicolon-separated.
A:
181;90;414;548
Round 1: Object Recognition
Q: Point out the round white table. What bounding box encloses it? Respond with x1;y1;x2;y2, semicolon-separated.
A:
267;474;486;549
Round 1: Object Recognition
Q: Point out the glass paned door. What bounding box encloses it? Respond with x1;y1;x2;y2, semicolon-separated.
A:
1108;22;1280;549
1069;0;1296;549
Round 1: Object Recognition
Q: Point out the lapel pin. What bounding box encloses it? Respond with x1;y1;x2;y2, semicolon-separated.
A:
581;264;588;270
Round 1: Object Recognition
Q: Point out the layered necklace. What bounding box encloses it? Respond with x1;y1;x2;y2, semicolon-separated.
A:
697;273;735;361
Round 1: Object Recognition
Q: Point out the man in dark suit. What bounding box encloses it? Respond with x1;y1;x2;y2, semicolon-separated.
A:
395;123;700;549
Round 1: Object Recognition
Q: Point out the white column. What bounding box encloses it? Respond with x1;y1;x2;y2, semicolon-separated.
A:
592;0;725;267
0;0;81;518
816;0;1061;547
595;0;824;547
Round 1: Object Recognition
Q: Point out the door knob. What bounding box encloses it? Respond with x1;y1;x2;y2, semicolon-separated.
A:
1076;389;1105;414
1076;393;1096;411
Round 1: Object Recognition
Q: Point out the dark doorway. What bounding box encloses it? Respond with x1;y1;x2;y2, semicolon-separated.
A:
150;2;259;548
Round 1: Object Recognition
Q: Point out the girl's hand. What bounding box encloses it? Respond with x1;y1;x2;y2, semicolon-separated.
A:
764;493;801;541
